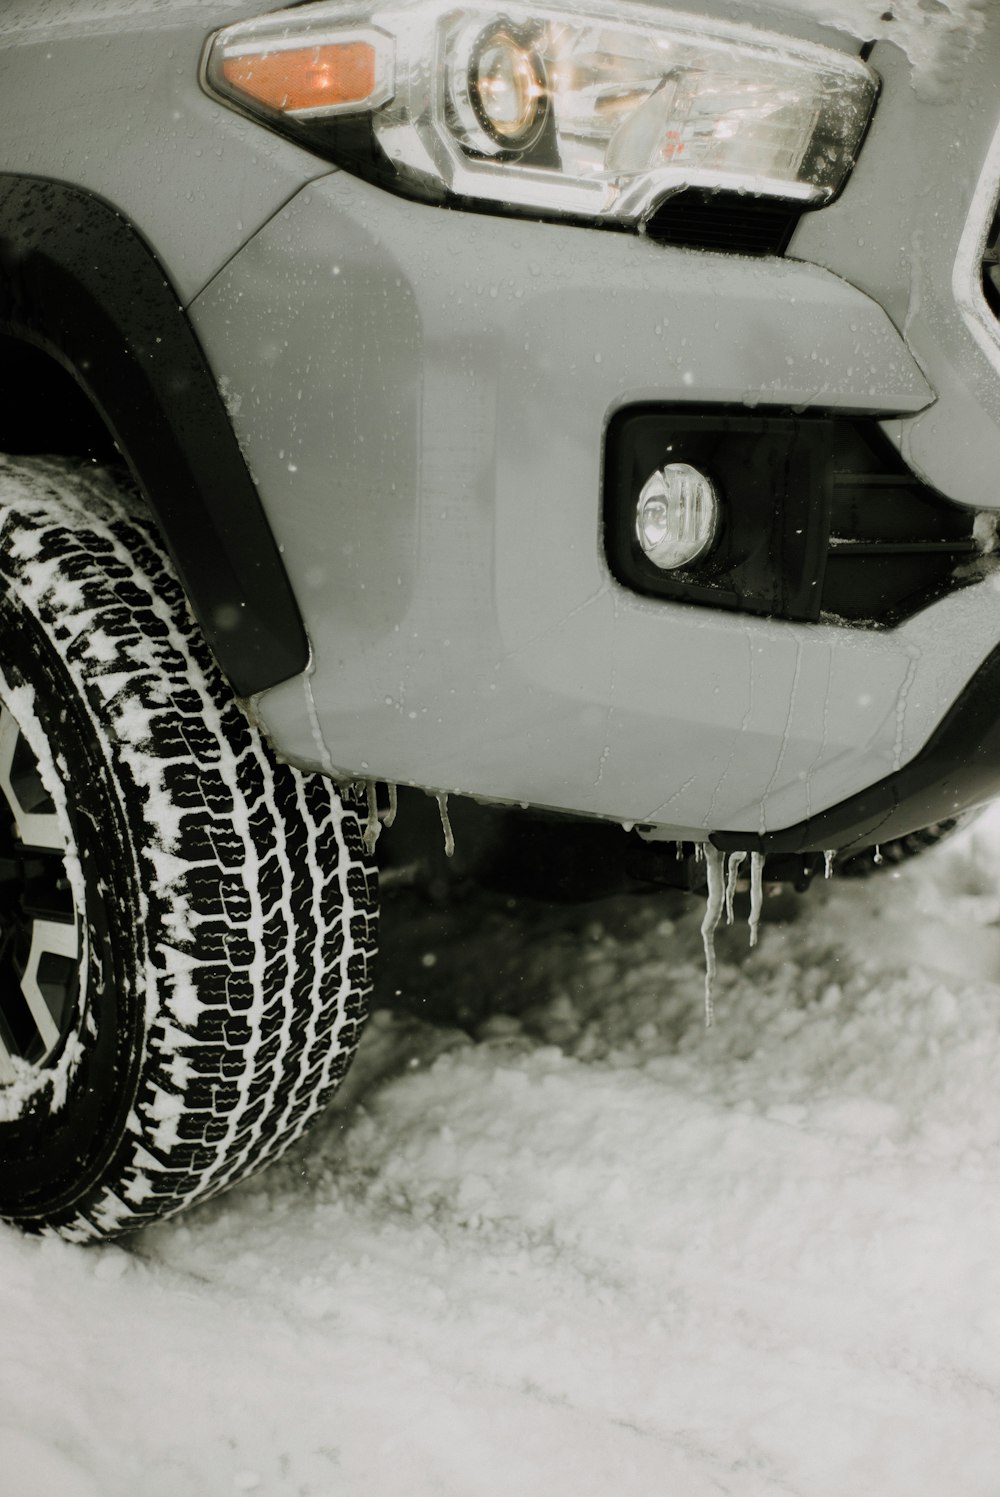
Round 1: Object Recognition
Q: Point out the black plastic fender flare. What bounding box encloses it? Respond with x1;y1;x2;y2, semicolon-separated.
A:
0;174;308;698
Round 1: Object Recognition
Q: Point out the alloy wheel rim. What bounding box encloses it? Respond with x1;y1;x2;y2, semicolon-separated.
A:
0;704;80;1085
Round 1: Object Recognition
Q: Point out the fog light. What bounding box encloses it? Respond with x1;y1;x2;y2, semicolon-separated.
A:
636;463;718;571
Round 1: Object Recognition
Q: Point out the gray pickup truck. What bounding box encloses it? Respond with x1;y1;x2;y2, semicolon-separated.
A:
0;0;995;1239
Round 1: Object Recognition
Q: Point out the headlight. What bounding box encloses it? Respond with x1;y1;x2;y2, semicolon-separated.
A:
204;1;878;229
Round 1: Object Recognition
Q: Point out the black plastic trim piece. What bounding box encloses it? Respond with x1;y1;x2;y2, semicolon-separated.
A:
0;175;309;698
643;190;802;256
982;202;1000;319
711;643;1000;858
239;115;803;256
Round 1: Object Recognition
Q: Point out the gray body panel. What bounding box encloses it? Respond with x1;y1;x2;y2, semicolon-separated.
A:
790;32;1000;511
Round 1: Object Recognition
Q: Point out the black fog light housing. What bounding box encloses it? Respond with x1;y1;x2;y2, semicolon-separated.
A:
604;407;834;621
603;407;982;626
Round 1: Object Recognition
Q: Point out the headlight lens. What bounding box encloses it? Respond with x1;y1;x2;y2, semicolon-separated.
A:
465;26;549;151
205;1;877;228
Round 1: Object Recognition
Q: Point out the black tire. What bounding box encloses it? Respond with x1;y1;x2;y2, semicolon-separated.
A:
834;818;973;878
0;456;376;1241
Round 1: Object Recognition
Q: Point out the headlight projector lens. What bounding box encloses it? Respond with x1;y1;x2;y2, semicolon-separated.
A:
636;463;719;571
469;27;547;149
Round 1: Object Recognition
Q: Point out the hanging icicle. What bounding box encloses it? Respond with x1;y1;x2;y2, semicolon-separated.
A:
724;850;746;926
873;844;883;866
363;779;381;854
748;850;765;948
384;782;398;829
824;849;835;879
436;791;455;858
700;845;726;1028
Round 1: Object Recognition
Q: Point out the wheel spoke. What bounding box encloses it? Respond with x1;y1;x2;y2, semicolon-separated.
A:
0;700;80;1078
0;706;63;851
0;1027;15;1085
20;918;78;1055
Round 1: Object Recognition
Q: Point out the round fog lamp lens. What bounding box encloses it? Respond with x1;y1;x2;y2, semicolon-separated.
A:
636;463;718;571
471;30;546;146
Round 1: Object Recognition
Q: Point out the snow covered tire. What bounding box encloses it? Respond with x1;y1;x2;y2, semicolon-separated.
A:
835;818;973;878
0;458;376;1241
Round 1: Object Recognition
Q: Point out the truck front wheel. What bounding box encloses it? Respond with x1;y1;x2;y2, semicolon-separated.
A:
0;457;376;1240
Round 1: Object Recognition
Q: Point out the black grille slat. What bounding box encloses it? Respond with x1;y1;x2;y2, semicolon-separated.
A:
821;431;978;622
828;540;976;555
830;469;976;546
832;474;919;486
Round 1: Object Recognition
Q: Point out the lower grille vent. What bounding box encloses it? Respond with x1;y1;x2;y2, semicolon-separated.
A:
823;424;979;623
604;408;982;629
643;190;802;257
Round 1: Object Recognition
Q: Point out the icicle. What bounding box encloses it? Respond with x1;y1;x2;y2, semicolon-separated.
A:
748;851;765;949
675;841;683;861
384;782;398;829
873;844;883;865
724;851;746;925
363;779;381;854
700;846;726;1028
436;791;455;858
694;842;705;863
824;849;835;879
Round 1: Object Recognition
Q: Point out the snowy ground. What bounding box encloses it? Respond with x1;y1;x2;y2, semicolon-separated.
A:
7;809;1000;1496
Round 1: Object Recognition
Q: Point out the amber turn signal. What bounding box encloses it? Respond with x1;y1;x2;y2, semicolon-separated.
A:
220;40;380;117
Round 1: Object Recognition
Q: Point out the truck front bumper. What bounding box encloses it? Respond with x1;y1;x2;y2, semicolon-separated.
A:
190;170;1000;840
